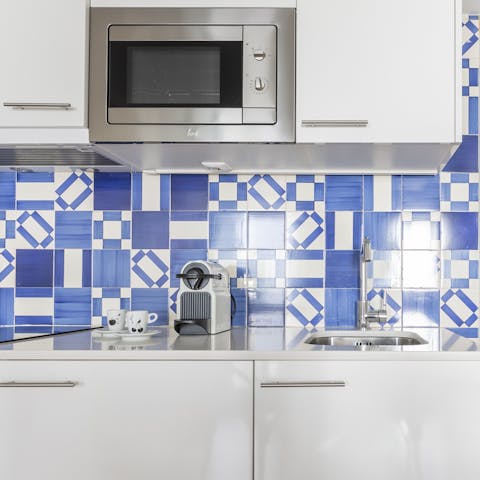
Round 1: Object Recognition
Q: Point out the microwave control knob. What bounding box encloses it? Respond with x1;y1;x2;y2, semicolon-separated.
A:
254;77;266;91
253;50;266;61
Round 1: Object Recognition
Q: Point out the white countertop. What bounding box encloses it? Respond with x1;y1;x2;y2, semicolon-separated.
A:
0;326;479;360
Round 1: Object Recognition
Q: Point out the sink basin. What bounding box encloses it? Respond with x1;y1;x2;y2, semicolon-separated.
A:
305;330;428;347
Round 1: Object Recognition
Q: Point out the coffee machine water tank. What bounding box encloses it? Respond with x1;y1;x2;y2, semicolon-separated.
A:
174;260;231;335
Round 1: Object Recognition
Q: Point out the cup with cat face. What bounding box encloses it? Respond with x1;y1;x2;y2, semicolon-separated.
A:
126;310;158;334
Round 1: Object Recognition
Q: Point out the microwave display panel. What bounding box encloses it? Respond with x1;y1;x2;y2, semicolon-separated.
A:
108;42;243;108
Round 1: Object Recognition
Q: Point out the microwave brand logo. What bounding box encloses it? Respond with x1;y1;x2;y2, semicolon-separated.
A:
186;128;199;138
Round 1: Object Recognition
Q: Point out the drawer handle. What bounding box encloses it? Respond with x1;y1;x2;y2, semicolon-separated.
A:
3;102;72;110
260;381;346;388
301;120;368;128
0;381;77;388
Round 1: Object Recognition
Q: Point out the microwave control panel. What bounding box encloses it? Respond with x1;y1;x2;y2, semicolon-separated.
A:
242;25;277;125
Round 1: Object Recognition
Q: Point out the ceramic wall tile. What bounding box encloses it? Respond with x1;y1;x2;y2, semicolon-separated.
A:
325;175;363;211
287;211;325;250
94;172;131;211
55;170;93;211
171;174;208;211
209;174;248;211
247;174;286;211
285;288;324;330
132;173;170;211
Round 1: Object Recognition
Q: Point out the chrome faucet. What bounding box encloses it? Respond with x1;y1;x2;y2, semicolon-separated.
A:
357;237;388;330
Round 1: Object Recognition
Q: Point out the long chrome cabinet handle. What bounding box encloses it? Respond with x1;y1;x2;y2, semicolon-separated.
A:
0;381;77;388
260;381;346;388
301;120;368;127
3;102;72;109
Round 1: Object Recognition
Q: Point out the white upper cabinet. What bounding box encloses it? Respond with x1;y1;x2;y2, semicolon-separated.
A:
0;0;89;130
296;0;462;144
91;0;295;6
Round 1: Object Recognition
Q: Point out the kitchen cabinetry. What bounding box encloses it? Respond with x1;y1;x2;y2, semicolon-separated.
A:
255;361;480;480
0;0;89;143
0;361;252;480
296;0;462;144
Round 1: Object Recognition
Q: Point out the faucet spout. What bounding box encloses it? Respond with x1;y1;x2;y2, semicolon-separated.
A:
357;237;387;330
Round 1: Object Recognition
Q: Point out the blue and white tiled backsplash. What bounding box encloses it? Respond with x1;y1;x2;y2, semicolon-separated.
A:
0;16;479;336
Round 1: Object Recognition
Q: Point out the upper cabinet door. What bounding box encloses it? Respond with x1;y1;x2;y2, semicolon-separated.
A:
0;0;88;128
296;0;461;144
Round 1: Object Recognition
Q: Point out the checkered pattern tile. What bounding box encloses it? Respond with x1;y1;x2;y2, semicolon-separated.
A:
0;211;15;248
208;249;247;288
93;211;131;249
92;288;130;327
286;175;324;211
402;211;441;250
209;174;248;211
247;250;285;288
440;172;479;211
442;250;479;290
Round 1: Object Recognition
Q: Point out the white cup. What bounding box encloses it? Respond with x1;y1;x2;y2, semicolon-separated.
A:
126;310;158;334
106;309;127;331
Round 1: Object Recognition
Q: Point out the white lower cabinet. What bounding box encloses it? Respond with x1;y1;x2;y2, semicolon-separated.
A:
255;361;480;480
0;361;253;480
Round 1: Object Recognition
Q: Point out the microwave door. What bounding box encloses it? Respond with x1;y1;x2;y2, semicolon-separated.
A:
107;25;243;125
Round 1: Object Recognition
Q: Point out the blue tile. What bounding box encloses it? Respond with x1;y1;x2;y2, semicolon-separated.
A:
248;212;285;249
170;249;207;288
92;250;130;287
171;174;208;211
247;288;285;327
325;289;358;329
285;250;323;288
131;288;169;326
0;211;15;249
441;212;478;250
55;212;92;249
15;287;53;327
325;176;363;211
443;136;478;172
402;290;440;327
325;211;362;250
209;212;247;249
132;211;169;249
363;212;402;250
170;211;208;249
0;173;15;209
16;172;54;210
325;251;359;288
0;288;14;326
0;328;14;342
54;288;92;325
16;250;53;287
231;288;247;326
363;175;402;211
209;174;248;210
15;326;52;334
54;250;92;287
94;172;131;210
402;175;439;211
132;173;170;211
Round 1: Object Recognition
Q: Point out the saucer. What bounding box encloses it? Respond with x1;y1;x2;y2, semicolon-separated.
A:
116;329;162;341
93;328;127;337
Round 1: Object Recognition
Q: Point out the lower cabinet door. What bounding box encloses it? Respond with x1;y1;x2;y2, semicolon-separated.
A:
0;361;253;480
255;361;480;480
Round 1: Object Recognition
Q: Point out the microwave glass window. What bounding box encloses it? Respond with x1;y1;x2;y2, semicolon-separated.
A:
109;42;242;108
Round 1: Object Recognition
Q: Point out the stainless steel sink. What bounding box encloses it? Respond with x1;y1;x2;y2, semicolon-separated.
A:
305;330;427;347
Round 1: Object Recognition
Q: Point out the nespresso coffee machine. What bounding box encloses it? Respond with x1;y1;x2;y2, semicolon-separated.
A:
175;260;232;335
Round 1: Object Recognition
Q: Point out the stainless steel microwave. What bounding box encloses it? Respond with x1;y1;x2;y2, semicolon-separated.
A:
89;8;295;143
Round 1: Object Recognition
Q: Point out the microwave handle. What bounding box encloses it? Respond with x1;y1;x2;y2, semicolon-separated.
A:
3;102;72;110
